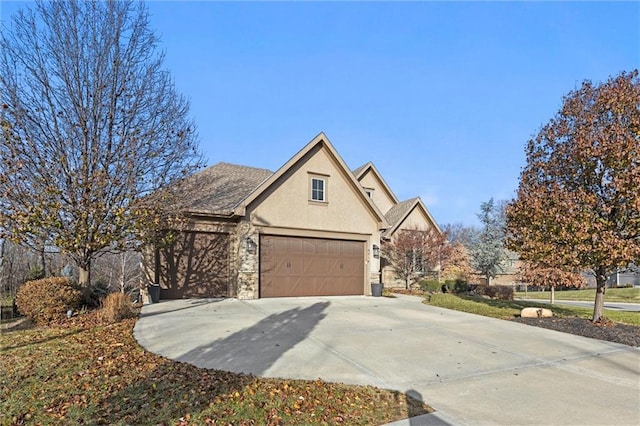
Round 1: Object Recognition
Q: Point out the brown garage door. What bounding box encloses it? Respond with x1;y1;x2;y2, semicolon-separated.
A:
260;235;364;298
158;231;230;299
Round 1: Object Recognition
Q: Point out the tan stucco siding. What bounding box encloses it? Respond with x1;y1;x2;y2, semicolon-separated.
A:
396;206;436;232
358;170;396;214
245;146;383;294
249;148;380;236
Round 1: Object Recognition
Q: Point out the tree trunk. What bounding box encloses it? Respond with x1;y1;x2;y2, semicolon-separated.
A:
40;246;46;277
0;239;4;286
592;266;607;322
78;262;91;288
550;286;555;304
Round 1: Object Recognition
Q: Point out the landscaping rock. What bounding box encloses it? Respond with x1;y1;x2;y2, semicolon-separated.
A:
521;307;553;318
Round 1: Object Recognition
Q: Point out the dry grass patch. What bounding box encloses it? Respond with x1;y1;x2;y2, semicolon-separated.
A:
98;292;136;323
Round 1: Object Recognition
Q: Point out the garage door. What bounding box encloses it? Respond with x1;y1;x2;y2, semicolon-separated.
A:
260;235;364;298
158;231;230;299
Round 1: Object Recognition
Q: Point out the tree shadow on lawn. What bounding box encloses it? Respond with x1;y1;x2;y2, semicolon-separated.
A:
94;357;257;424
95;359;434;425
0;327;83;351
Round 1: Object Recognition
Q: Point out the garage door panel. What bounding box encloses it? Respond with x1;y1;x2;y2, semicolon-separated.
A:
260;235;364;298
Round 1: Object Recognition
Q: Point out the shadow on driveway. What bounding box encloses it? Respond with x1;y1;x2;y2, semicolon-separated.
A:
177;301;330;376
138;299;223;319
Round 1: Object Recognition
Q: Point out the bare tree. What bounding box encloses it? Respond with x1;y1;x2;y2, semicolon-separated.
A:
92;250;142;296
0;239;65;297
0;1;202;290
383;227;446;289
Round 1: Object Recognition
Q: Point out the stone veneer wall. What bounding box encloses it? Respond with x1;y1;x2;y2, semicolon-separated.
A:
235;221;259;299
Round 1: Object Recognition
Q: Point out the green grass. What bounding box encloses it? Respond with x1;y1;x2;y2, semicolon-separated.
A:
0;315;432;425
426;293;640;326
514;287;640;303
0;294;18;322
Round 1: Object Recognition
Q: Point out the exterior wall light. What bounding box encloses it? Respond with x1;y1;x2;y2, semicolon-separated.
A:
372;244;380;259
245;236;257;255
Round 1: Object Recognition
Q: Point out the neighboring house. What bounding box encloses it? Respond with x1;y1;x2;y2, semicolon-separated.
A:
474;250;522;287
150;133;440;300
583;265;640;288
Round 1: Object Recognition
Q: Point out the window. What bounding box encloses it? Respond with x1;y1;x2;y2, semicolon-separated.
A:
311;177;325;202
365;189;373;198
407;248;425;274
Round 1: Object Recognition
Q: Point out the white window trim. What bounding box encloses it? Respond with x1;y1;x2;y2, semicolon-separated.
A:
311;177;325;202
309;173;329;203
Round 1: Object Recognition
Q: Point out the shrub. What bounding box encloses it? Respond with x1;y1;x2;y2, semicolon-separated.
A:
452;279;469;293
27;266;45;281
98;292;135;323
472;285;514;301
83;278;111;308
418;279;441;293
15;277;83;325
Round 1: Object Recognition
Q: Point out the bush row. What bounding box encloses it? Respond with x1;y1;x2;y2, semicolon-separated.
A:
471;285;514;301
418;279;470;294
15;277;137;325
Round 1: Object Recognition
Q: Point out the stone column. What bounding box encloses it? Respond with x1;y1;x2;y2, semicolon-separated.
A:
236;221;259;299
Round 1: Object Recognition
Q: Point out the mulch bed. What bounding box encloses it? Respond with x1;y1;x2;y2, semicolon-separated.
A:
512;317;640;347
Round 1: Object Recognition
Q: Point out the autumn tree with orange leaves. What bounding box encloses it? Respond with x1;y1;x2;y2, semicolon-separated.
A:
440;223;474;282
518;263;586;304
507;70;640;322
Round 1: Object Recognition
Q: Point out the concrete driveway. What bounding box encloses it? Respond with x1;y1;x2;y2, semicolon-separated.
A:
134;294;640;425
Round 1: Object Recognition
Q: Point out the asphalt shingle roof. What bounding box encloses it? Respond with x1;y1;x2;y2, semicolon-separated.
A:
383;198;418;234
175;162;273;215
352;163;370;177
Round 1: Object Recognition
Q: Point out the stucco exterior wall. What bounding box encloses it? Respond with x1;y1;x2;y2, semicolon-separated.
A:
358;169;396;214
382;204;440;289
396;206;436;232
249;148;379;236
244;145;383;297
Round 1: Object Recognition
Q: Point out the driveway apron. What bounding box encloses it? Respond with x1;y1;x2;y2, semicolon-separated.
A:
134;294;640;425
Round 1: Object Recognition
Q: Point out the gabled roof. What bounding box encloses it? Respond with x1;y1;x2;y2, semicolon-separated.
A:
235;132;389;229
352;161;400;205
384;198;418;231
383;197;442;237
175;162;273;216
352;163;368;177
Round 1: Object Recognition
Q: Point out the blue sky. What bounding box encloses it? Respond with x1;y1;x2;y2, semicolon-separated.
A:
2;1;639;226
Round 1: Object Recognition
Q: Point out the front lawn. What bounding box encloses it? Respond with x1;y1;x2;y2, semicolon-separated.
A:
0;314;432;425
514;287;640;303
425;293;640;326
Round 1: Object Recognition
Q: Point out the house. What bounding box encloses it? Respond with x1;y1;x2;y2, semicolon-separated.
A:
151;133;441;299
352;163;442;287
476;250;522;287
